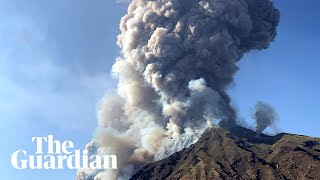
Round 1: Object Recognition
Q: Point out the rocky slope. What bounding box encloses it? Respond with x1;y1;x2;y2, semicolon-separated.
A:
131;126;320;180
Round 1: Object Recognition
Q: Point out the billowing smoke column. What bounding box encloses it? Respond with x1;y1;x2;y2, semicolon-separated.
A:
254;101;278;135
77;0;280;179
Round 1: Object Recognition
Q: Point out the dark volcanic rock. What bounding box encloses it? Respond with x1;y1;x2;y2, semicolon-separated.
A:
131;126;320;180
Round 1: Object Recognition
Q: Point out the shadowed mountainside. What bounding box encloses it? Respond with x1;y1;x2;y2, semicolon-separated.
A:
131;126;320;180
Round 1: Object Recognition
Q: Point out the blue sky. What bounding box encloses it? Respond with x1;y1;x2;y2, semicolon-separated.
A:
0;0;319;179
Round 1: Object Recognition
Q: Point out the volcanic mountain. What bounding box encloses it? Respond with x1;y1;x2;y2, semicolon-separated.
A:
131;126;320;180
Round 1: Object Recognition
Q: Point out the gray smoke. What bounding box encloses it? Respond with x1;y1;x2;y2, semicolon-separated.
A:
77;0;280;179
254;101;278;135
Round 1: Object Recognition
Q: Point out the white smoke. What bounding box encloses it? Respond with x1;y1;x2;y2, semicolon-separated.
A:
77;0;280;179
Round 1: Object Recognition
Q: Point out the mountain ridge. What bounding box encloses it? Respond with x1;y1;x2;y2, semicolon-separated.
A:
131;126;320;180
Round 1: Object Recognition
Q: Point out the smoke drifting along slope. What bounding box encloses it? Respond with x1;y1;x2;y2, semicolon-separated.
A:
77;0;280;179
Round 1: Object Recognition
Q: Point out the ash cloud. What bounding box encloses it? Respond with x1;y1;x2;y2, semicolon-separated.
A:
77;0;280;179
254;101;278;135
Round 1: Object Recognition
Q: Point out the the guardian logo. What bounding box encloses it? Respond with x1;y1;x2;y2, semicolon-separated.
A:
11;135;117;170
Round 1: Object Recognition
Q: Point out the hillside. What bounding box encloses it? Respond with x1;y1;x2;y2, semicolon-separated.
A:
131;126;320;180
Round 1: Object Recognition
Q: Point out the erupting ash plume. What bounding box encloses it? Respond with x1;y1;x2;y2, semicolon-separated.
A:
77;0;280;179
254;101;278;135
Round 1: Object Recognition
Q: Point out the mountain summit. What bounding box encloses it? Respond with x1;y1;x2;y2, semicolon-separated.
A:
131;126;320;180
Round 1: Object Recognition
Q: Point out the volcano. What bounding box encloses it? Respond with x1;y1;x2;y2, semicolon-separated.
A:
131;126;320;180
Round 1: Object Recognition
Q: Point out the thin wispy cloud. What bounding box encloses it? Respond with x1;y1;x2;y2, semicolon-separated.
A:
0;13;114;131
116;0;131;4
